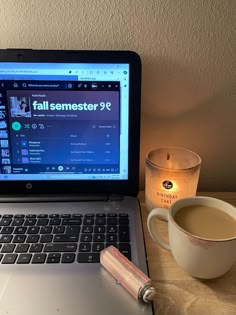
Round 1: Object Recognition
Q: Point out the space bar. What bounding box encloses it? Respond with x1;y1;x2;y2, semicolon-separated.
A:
44;243;77;252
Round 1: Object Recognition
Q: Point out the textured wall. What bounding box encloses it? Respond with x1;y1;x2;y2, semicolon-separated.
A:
0;0;235;191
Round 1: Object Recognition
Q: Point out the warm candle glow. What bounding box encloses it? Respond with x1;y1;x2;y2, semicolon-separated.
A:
145;147;201;210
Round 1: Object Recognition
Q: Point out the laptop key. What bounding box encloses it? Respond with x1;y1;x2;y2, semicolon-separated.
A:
62;219;82;225
0;234;13;243
79;243;91;252
44;243;77;252
49;218;61;225
37;214;48;218
27;234;40;243
2;215;13;218
1;244;16;253
14;214;25;218
17;254;32;264
94;226;105;233
118;243;131;260
107;226;117;233
26;215;36;218
32;253;47;264
37;218;49;226
61;253;75;263
29;244;44;253
77;253;100;263
119;217;129;225
95;218;106;225
15;244;30;253
107;218;117;225
105;243;118;248
14;227;27;234
80;234;92;242
61;214;71;218
0;218;12;226
72;214;82;219
13;235;27;243
27;226;40;234
65;225;80;234
11;218;24;226
82;226;93;233
53;226;65;234
1;226;14;234
54;235;79;242
47;253;61;263
107;213;117;217
119;226;130;242
106;234;117;242
92;243;104;252
0;254;3;262
85;214;95;217
49;214;59;218
83;218;94;225
2;254;18;264
40;234;53;243
93;234;105;242
40;226;52;234
24;219;37;226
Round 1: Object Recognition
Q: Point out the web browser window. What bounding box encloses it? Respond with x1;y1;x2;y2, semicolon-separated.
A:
0;62;129;180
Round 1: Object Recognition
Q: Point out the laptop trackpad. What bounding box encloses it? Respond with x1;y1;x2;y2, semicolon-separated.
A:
0;265;152;315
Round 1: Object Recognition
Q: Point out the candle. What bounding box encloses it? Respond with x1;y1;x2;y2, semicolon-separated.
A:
145;147;201;211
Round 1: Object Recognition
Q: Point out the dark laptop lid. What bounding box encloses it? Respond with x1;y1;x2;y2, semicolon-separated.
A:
0;49;141;196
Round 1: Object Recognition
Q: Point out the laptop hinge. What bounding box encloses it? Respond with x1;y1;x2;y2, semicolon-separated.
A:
0;193;108;203
108;194;124;201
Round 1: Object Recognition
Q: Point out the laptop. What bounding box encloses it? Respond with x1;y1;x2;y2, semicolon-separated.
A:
0;49;153;315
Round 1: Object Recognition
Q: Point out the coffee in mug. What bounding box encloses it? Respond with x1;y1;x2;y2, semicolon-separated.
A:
174;205;236;239
147;196;236;279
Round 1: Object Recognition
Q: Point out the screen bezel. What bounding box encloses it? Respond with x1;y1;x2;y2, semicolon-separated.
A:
0;49;141;196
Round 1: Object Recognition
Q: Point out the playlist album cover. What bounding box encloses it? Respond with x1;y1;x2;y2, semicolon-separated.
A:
10;96;32;118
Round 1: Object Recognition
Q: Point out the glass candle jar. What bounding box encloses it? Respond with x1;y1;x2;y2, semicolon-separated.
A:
145;147;201;211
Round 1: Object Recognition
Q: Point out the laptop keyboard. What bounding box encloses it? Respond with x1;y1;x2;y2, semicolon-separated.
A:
0;213;131;264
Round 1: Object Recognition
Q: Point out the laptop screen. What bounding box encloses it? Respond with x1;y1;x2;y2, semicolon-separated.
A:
0;50;141;195
0;62;130;181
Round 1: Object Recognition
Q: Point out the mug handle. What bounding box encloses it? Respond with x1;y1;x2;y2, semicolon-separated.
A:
147;208;171;251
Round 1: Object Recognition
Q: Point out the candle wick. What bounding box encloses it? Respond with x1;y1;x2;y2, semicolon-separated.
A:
167;153;170;160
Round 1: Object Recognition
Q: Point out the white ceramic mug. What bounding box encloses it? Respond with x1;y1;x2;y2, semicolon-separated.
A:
147;196;236;279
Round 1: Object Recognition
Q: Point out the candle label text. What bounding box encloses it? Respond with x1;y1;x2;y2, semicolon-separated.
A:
156;191;178;208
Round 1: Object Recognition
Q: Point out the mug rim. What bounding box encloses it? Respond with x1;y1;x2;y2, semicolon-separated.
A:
169;196;236;243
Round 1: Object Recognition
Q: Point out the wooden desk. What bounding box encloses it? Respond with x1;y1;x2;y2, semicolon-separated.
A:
139;192;236;315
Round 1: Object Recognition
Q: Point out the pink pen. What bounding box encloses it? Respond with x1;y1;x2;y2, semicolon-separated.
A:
100;246;156;303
